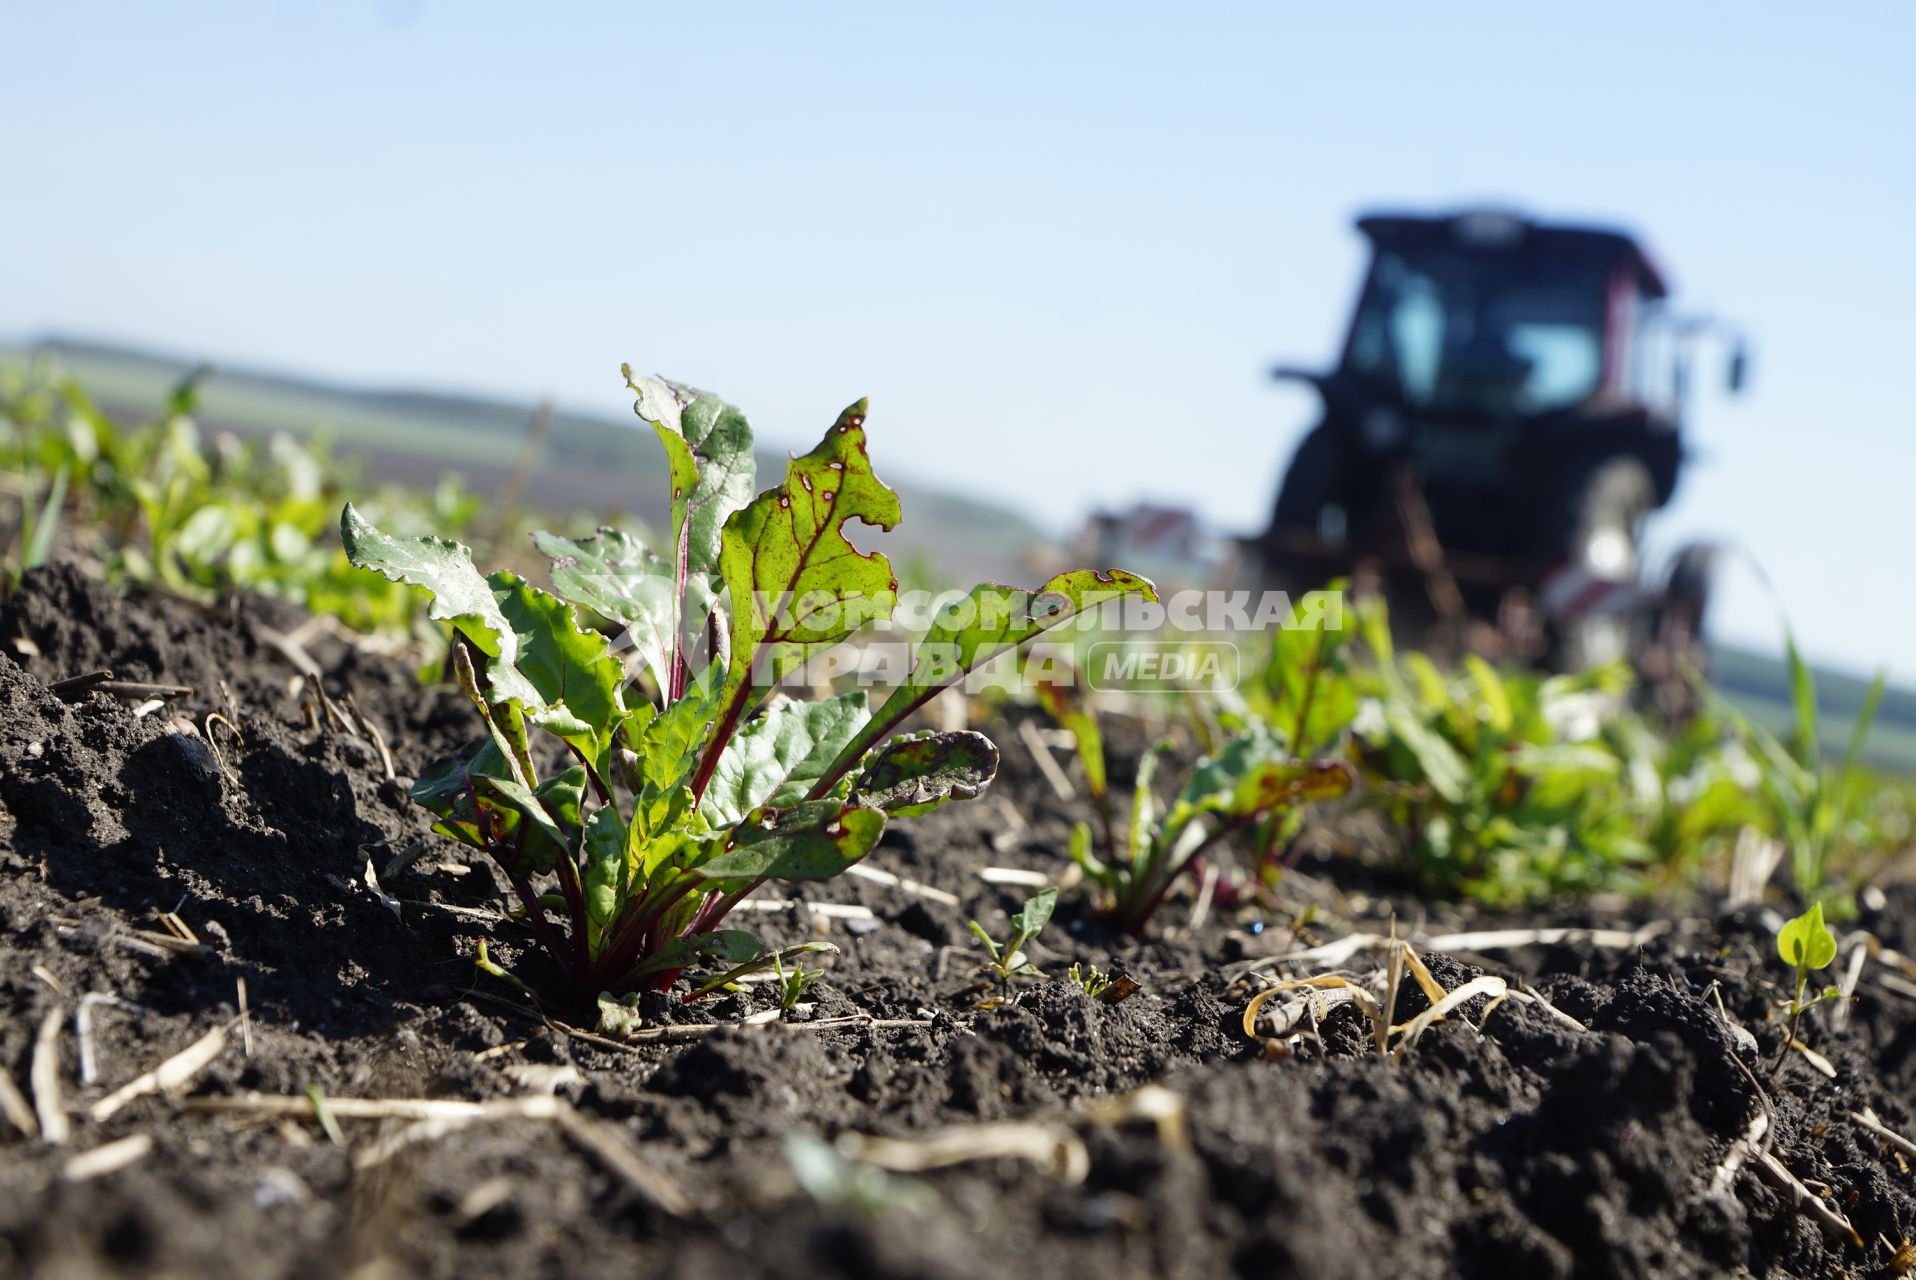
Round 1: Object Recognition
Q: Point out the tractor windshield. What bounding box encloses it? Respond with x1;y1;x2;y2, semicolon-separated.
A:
1343;246;1608;416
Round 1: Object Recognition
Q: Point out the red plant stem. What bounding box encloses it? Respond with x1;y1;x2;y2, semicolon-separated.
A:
613;965;684;996
504;871;574;983
590;875;709;991
592;902;662;989
1122;816;1248;934
688;685;751;803
552;852;590;976
687;881;756;935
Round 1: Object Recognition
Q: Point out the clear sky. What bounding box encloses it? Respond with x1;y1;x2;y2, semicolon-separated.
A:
3;2;1911;679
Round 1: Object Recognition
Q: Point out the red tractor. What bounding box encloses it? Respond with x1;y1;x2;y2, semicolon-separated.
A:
1258;208;1744;687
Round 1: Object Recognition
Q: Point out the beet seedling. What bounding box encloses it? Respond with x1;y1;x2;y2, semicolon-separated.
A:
1054;591;1356;935
1070;731;1353;935
342;372;1151;1004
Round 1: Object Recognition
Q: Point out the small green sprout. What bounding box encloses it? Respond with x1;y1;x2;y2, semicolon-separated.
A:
1773;901;1842;1071
1066;962;1112;998
12;462;67;584
969;887;1057;985
1066;961;1140;1004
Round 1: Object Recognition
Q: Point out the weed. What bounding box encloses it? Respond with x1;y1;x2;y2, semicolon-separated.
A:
1702;623;1886;906
1066;962;1112;998
1349;598;1658;905
773;953;826;1010
1773;902;1841;1071
970;887;1057;985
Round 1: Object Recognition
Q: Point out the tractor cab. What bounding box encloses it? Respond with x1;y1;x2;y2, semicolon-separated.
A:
1343;211;1678;429
1261;209;1744;674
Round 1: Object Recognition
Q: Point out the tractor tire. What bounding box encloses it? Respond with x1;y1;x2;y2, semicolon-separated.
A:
1553;456;1654;670
1258;425;1344;594
1640;541;1720;720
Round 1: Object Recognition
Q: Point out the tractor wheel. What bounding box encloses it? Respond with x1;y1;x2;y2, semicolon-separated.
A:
1639;542;1720;720
1259;425;1343;593
1268;425;1341;534
1552;456;1654;670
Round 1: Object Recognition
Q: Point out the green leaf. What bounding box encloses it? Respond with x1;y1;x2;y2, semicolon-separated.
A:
1232;759;1356;814
849;730;999;816
1068;821;1105;881
631;665;721;834
1405;653;1450;717
1355;595;1395;668
476;769;583;874
1128;745;1162;866
340;504;541;707
533;527;682;695
1464;655;1513;735
23;464;69;571
1008;886;1057;949
1840;668;1887;780
166;363;211;419
449;642;536;789
704;929;769;963
716;400;900;717
411;739;511;817
1264;586;1357;754
1777;902;1837;971
489;572;626;776
1784;629;1818;770
582;807;628;955
596;993;646;1038
412;739;524;850
701;692;872;826
533;767;586;829
621;928;767;985
1511;744;1621;782
625;370;758;580
821;567;1157;788
695;800;887;883
1159;728;1354;850
1036;674;1106;799
1381;700;1472;804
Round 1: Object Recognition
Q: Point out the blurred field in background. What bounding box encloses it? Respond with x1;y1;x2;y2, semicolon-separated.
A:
9;336;1912;775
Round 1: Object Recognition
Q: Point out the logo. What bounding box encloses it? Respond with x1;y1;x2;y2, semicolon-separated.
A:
1086;641;1240;693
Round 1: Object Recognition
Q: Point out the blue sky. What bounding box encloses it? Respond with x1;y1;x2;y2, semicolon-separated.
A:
3;2;1912;679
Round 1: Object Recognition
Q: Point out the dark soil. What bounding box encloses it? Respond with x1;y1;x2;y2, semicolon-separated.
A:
5;562;1916;1278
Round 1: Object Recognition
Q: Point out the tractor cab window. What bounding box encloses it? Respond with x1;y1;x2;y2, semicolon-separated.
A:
1631;299;1682;419
1345;247;1607;415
